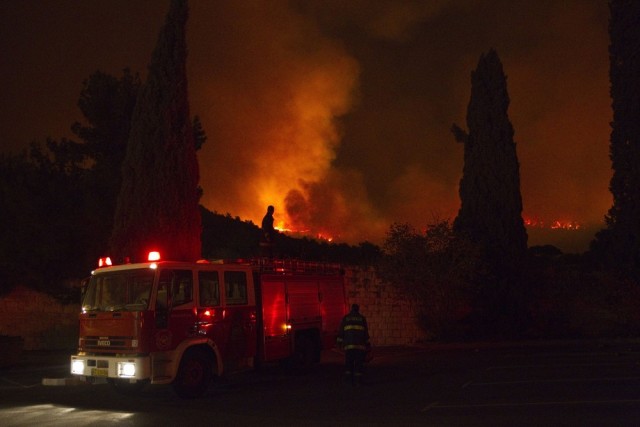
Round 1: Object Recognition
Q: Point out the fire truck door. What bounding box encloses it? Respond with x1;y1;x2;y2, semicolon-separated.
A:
153;269;196;352
221;270;256;366
197;270;226;345
260;278;289;361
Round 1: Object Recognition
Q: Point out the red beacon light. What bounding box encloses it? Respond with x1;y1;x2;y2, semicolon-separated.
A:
98;257;112;268
147;251;161;262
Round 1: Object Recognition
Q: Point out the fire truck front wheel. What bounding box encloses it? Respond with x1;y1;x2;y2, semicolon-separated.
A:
172;348;212;399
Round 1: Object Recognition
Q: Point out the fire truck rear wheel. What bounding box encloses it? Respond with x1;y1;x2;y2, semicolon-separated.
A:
172;349;212;399
291;335;317;372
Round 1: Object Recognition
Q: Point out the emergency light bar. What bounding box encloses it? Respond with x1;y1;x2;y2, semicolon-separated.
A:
98;257;112;268
96;251;161;268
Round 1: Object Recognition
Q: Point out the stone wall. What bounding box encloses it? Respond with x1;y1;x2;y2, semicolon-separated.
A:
0;286;79;350
344;267;426;346
0;267;424;351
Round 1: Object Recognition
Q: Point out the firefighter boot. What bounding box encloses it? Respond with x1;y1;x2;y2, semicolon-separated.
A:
354;373;364;386
344;371;353;385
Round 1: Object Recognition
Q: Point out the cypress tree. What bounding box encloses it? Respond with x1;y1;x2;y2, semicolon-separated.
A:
452;49;528;282
592;1;640;277
110;0;201;261
72;70;141;262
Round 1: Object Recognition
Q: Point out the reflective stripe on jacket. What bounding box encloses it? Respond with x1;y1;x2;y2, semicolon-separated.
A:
343;343;367;350
337;310;369;350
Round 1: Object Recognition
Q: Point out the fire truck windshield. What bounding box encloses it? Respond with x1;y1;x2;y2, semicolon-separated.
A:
82;269;155;312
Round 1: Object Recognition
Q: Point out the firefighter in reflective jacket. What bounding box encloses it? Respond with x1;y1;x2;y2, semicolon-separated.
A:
336;304;370;385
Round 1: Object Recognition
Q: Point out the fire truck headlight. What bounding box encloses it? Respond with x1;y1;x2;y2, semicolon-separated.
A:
117;362;136;378
71;359;85;375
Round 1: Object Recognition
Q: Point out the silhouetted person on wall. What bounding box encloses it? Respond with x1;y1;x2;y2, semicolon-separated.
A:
337;303;370;386
260;205;275;258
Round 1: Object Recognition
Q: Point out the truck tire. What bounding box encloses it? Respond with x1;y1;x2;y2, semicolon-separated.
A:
291;334;316;373
108;378;149;395
172;349;211;399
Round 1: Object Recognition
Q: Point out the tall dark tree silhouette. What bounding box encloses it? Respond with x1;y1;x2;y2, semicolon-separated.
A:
73;69;140;186
451;49;528;327
592;1;640;279
111;0;201;261
72;69;141;261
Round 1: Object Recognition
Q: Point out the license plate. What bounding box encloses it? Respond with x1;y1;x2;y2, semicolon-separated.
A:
92;368;108;377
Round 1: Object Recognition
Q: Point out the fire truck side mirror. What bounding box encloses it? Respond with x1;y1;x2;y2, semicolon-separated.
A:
80;277;90;303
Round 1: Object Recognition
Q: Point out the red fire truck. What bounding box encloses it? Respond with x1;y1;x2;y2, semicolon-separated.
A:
70;252;347;398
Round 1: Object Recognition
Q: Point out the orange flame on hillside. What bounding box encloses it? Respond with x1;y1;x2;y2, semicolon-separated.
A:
274;220;334;242
524;217;582;230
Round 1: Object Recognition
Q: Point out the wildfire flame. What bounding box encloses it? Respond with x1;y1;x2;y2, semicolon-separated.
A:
274;221;334;242
275;214;582;245
524;217;581;230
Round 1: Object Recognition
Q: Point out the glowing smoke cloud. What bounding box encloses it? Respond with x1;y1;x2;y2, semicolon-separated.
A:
191;1;462;244
191;1;380;241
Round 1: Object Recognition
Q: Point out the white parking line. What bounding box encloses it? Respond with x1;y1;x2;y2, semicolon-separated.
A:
469;376;640;386
0;377;39;389
422;398;640;412
421;358;640;413
486;361;633;371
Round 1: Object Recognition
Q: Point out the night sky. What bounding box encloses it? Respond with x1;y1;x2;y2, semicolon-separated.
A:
0;0;612;252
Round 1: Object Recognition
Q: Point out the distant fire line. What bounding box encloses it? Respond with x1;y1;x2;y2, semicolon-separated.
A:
274;218;582;243
275;224;334;242
524;218;582;230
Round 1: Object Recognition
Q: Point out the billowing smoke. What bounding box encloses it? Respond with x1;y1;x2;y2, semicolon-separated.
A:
190;1;377;242
190;1;466;244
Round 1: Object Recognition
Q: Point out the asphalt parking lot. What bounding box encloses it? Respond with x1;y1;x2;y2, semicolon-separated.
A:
2;340;640;426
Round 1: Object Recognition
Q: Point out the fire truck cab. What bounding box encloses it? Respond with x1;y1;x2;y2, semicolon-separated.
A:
70;253;347;398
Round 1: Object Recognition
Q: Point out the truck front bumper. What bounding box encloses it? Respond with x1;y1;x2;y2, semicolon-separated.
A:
70;354;151;381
